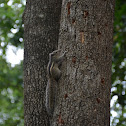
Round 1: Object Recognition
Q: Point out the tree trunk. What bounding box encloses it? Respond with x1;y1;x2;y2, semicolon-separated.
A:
24;0;115;125
23;0;62;125
51;0;115;126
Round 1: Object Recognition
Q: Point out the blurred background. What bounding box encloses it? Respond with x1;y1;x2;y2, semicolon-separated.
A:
0;0;126;126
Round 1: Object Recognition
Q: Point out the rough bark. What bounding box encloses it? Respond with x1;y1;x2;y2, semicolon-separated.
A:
23;0;62;125
51;0;115;126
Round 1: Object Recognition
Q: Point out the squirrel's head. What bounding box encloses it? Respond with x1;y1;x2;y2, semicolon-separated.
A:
49;49;61;61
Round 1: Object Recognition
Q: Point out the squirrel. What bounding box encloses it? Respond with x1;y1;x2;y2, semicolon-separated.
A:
45;49;67;116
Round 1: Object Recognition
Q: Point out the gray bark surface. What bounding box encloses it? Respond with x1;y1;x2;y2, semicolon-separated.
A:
51;0;115;126
23;0;62;125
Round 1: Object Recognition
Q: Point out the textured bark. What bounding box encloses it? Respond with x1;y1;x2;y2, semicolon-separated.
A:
23;0;62;125
51;0;115;126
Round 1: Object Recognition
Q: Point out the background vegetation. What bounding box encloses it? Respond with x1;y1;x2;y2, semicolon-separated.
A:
0;0;125;125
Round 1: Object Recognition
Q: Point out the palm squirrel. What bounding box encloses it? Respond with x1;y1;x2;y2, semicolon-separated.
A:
45;49;67;116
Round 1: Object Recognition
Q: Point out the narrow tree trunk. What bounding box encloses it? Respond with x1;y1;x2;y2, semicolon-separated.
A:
52;0;115;126
23;0;62;125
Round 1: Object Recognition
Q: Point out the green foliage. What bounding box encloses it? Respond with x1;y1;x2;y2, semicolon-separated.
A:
0;0;24;52
0;57;24;126
0;0;25;125
111;0;126;125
